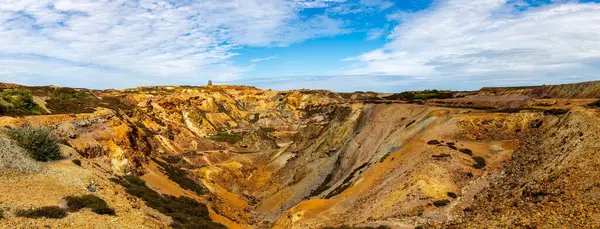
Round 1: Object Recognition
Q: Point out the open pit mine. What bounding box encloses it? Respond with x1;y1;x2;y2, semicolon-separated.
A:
1;81;599;229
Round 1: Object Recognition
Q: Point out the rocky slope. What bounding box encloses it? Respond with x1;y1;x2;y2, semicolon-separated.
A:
0;81;599;228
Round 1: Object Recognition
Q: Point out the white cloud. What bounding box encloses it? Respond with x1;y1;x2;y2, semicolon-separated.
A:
360;0;394;10
345;0;600;85
0;0;346;88
251;55;279;63
327;0;395;15
365;28;385;40
294;0;348;8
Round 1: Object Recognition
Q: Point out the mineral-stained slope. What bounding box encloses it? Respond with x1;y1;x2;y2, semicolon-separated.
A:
0;81;599;228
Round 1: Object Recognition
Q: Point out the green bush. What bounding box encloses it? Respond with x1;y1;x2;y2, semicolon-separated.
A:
447;192;458;199
209;132;241;144
6;127;61;162
0;89;46;116
384;89;453;101
16;206;67;219
322;226;391;229
472;156;487;169
543;108;569;115
427;140;441;145
64;195;115;215
72;159;82;166
459;148;473;156
588;99;600;108
433;199;450;207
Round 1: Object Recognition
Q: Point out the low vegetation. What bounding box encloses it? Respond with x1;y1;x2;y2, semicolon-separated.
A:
16;206;67;219
588;99;600;108
64;195;115;215
0;138;41;175
72;159;82;166
0;89;46;116
113;175;225;229
209;131;242;144
472;156;487;169
446;142;458;150
6;127;61;162
322;226;391;229
447;192;458;199
45;88;97;113
384;89;453;101
459;148;473;156
42;87;134;114
427;140;441;145
433;199;450;207
152;158;205;195
543;108;569;115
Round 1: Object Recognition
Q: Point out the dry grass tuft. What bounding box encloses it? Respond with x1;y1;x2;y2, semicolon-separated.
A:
6;127;61;162
0;138;42;175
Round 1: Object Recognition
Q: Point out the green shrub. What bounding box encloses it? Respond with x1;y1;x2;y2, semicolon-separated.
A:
0;89;46;116
588;99;600;108
322;226;391;229
433;199;450;207
427;140;440;145
72;159;82;166
466;172;474;178
383;89;453;101
446;142;458;150
64;195;115;215
447;192;458;199
543;108;569;115
0;209;4;219
0;138;41;175
16;206;67;219
209;132;241;144
472;156;487;169
6;127;61;162
459;148;473;156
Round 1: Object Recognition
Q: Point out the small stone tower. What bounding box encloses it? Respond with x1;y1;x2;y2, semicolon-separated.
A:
208;80;213;86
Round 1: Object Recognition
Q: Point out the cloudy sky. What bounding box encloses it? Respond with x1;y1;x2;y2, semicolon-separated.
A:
0;0;599;92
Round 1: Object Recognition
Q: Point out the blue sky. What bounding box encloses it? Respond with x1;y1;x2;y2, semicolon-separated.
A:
0;0;599;92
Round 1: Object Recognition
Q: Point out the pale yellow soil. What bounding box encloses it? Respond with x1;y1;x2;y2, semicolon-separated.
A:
0;160;168;229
